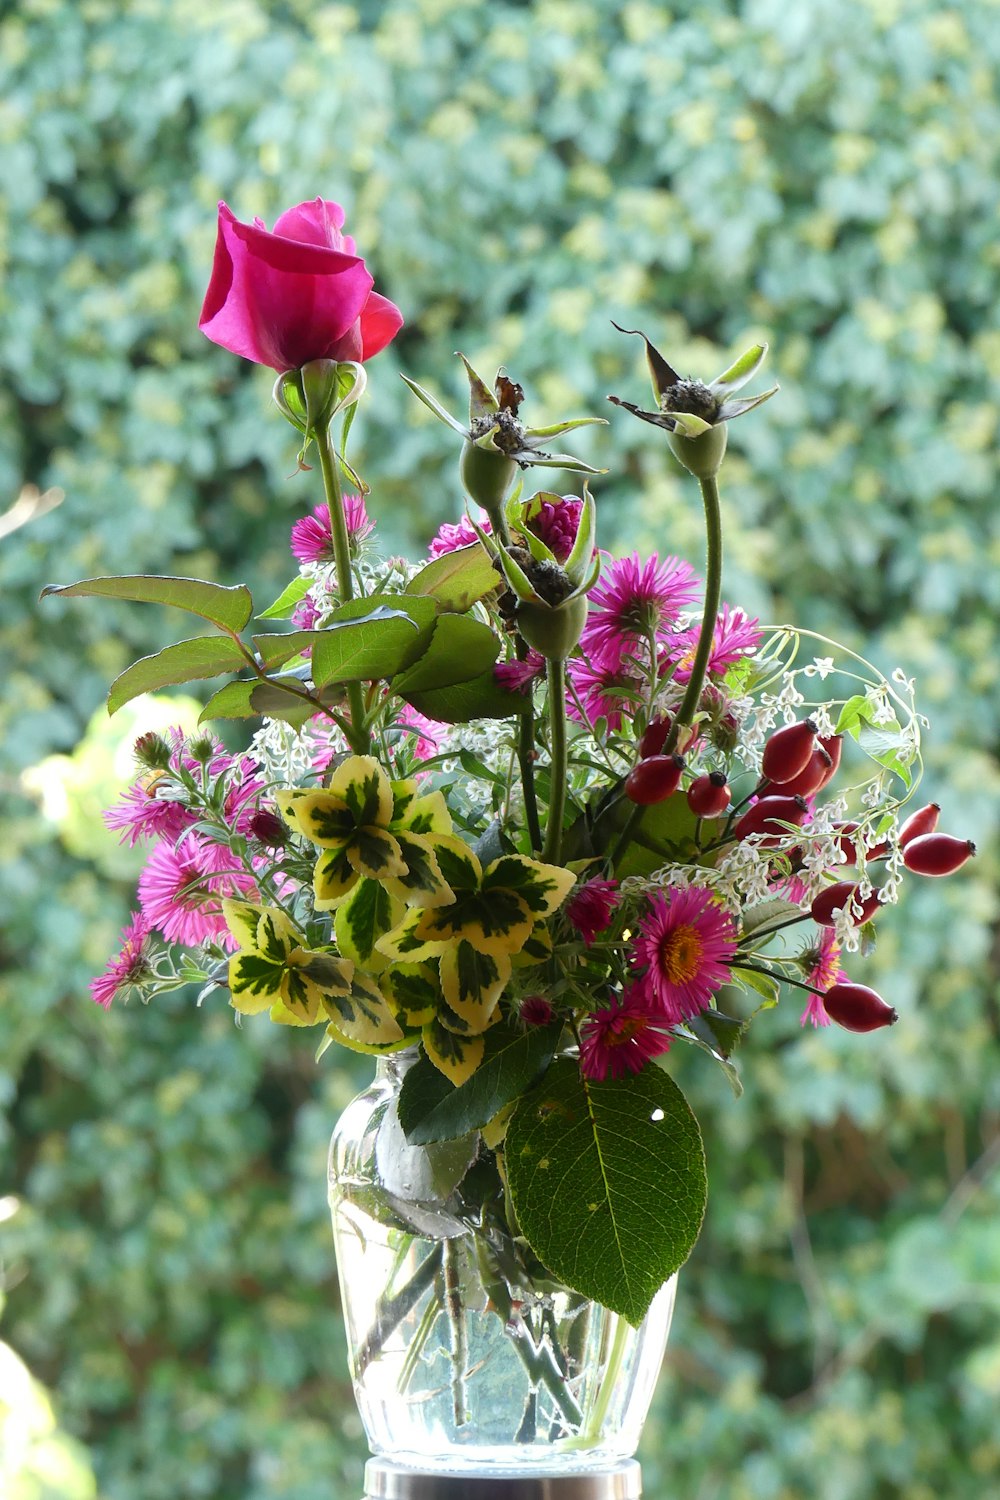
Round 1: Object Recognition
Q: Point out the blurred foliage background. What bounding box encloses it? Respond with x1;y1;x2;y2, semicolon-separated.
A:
2;0;998;1495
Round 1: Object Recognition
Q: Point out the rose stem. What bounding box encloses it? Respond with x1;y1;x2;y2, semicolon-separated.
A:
543;656;568;864
314;419;371;755
665;473;722;753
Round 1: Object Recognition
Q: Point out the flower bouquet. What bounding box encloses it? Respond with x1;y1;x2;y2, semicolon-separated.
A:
47;198;973;1475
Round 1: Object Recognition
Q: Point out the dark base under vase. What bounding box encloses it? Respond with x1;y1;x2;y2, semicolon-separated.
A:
362;1458;643;1498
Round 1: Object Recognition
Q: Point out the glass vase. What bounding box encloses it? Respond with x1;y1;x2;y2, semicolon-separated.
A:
328;1052;677;1475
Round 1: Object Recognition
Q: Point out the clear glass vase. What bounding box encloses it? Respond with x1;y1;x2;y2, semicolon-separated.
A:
329;1052;677;1474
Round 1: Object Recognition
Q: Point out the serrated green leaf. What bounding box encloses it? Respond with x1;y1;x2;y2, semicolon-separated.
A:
402;670;525;724
405;543;499;613
398;1020;562;1145
107;635;248;714
391;614;501;695
310;598;437;689
41;574;253;633
506;1059;706;1324
257;577;311;621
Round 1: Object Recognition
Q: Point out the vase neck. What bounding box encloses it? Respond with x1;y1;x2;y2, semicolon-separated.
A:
374;1045;421;1085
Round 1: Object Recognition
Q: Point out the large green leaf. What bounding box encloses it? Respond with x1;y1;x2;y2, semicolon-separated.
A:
391;614;501;695
406;543;499;613
107;635;249;714
41;575;253;633
402;670;526;724
256;577;311;621
198;676;318;729
310;597;438;689
506;1058;707;1324
398;1020;562;1144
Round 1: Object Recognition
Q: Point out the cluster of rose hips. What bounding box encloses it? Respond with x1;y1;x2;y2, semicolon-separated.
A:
624;714;974;1034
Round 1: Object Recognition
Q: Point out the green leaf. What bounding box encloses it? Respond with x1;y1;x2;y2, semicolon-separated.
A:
198;676;319;729
391;615;501;695
402;670;525;724
859;722;913;787
740;897;802;936
311;598;437;689
506;1059;707;1324
334;878;397;966
405;543;499;613
836;694;874;737
398;1020;562;1145
257;577;311;621
41;574;253;633
107;636;248;714
709;342;769;394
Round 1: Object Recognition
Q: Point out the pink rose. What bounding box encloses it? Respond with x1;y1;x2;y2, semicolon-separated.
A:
199;198;403;371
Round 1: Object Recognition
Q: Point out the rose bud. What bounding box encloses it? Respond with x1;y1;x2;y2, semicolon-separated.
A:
810;880;882;927
822;982;898;1032
761;719;817;784
687;772;731;818
625;754;686;805
732;794;809;841
247;809;289;848
902;833;975;877
774;743;833;798
898;802;941;847
640;714;672;759
817;733;843;787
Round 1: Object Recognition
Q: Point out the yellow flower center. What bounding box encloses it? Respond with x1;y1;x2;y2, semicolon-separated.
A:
607;1016;649;1048
658;924;704;984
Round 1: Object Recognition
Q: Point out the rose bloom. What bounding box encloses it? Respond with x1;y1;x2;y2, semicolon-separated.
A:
199;198;403;371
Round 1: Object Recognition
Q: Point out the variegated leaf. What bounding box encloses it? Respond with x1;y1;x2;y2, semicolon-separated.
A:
328;754;393;828
323;972;406;1050
345;825;406;881
376;907;449;963
222;898;265;952
382;961;442;1027
482;855;576;918
334;878;402;968
439;942;511;1032
313;848;361;909
511;924;553;969
414;889;534;959
391;782;452;835
229;951;286;1013
291;789;355;849
255;907;298;964
431;834;483;893
383;832;455;908
422;1015;486;1085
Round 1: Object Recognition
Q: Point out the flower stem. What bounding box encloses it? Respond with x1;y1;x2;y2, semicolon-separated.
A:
314;420;370;755
519;705;543;853
666;472;722;752
355;1241;444;1376
543;657;568;864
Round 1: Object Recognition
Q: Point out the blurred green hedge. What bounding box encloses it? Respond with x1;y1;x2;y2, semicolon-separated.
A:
2;1;998;1496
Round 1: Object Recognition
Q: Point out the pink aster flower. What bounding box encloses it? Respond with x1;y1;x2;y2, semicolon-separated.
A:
395;704;446;761
582;553;701;671
138;834;254;948
525;496;583;564
566;879;620;946
579;988;674;1081
567;657;641;732
494;650;546;693
630;886;738;1023
799;933;848;1028
520;995;556;1027
290;496;373;563
103;773;197;847
671;604;761;682
89;912;155;1010
428;514;491;559
291;593;321;631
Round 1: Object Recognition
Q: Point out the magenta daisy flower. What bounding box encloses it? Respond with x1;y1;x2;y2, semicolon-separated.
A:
567;656;641;732
671;603;761;682
798;932;847;1028
89;911;154;1010
579;988;674;1081
630;886;738;1022
138;834;253;948
582;552;701;671
290;495;373;563
525;496;583;564
103;773;196;847
395;704;446;761
565;879;620;946
494;650;546;693
428;514;492;559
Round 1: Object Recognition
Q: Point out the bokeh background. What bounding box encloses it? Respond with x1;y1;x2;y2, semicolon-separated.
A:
2;1;999;1496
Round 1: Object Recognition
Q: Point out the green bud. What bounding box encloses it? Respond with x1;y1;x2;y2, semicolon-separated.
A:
516;595;589;661
667;422;728;479
133;731;172;771
459;438;518;524
272;360;367;439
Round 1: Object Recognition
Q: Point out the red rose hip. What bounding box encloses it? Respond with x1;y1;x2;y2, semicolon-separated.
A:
733;794;809;841
775;744;833;798
822;982;898;1032
639;714;672;759
761;719;817;784
810;880;882;927
687;772;731;818
898;802;941;847
902;833;975;876
625;754;685;805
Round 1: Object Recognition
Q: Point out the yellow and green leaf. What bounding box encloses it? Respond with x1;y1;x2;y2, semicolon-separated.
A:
482;855;576;919
414;888;534;958
328;754;393;829
381;961;442;1027
382;832;455;908
422;1015;486;1085
344;825;406;880
391;781;452;835
511;923;553;968
376;907;449;963
335;878;403;968
439;942;511;1032
313;847;361;909
322;971;407;1049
